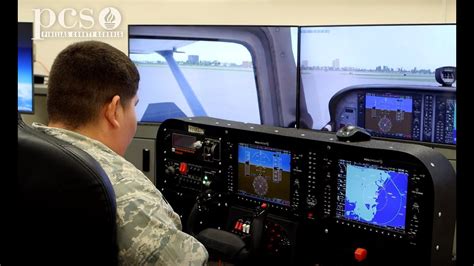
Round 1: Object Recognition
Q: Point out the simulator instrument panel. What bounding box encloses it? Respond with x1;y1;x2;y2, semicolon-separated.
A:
156;117;455;265
325;85;456;146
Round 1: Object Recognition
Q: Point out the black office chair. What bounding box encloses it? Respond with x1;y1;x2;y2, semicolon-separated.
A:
17;115;118;265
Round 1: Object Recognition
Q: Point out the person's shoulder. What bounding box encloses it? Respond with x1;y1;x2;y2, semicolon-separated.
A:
93;150;157;190
91;149;139;177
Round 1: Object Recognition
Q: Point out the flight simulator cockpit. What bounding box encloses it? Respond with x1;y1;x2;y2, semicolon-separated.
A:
124;23;456;265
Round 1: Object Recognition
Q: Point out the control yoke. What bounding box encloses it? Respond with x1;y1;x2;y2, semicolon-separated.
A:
187;191;268;264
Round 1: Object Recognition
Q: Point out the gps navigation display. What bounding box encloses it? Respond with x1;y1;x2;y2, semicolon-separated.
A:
336;159;409;231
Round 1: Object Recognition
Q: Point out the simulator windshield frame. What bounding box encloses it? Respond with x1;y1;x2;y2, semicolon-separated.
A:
129;24;456;147
128;25;300;128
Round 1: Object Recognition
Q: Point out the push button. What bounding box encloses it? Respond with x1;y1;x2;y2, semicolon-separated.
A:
179;162;188;174
354;248;367;262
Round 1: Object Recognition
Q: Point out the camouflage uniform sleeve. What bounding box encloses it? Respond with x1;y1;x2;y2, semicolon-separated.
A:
116;193;209;265
100;156;209;266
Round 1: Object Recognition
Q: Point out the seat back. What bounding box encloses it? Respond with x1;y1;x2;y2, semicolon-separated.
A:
17;116;118;265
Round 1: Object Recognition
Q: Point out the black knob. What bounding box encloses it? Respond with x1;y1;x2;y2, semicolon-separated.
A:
294;179;300;189
165;165;176;176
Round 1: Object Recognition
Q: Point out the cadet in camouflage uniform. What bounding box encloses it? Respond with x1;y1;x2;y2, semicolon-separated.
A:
34;40;209;265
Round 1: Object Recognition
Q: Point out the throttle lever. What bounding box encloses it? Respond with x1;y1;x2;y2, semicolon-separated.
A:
249;203;268;255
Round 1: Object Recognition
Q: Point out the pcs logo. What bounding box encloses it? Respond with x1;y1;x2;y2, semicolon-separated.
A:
32;7;122;40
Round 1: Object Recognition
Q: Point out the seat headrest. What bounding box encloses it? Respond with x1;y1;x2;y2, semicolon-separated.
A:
18;122;118;265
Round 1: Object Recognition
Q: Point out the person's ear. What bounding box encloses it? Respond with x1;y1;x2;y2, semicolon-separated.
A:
104;95;121;128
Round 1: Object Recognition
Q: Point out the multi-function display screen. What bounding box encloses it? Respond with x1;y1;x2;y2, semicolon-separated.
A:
237;143;292;207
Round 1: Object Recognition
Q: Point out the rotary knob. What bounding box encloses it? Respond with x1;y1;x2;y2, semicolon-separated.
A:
165;165;176;176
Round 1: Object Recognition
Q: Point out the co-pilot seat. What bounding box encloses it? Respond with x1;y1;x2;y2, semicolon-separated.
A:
17;115;118;265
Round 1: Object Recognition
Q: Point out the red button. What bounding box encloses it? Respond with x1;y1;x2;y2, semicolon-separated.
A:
307;212;314;219
261;203;268;209
354;248;367;262
179;162;188;174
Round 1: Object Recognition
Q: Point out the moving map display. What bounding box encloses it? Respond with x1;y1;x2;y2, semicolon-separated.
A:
237;143;291;206
336;160;408;231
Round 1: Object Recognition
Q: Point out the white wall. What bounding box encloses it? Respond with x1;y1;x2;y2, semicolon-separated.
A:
19;0;456;76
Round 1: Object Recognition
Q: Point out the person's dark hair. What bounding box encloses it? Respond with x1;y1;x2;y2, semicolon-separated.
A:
47;40;140;129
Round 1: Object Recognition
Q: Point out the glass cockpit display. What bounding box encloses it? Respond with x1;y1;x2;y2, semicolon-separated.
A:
364;93;413;139
237;143;291;207
336;160;408;232
354;91;456;144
